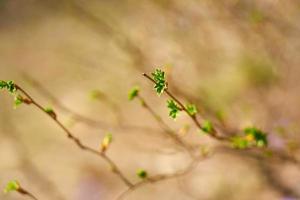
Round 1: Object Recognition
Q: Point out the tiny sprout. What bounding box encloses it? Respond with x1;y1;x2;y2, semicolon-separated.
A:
151;69;167;95
44;107;56;119
14;95;23;108
136;169;148;179
201;120;213;134
3;180;20;194
186;103;197;116
128;87;139;101
100;133;113;153
0;80;16;94
167;99;180;119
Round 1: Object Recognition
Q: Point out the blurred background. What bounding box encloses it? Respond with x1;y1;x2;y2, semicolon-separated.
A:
0;0;300;199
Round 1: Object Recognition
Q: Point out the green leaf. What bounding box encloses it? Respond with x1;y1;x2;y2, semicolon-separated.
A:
201;120;213;134
167;99;180;119
44;107;54;114
136;169;148;179
151;69;167;95
3;180;20;194
128;87;139;101
0;80;6;89
186;104;197;116
0;80;16;93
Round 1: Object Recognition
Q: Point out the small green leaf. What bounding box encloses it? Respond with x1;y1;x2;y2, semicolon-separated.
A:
128;87;139;101
167;99;180;119
201;120;213;134
0;80;6;89
136;169;147;179
151;69;167;95
44;107;54;114
186;104;197;116
100;133;113;152
44;107;56;119
3;180;20;194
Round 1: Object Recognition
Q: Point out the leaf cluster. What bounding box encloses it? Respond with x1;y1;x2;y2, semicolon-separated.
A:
167;100;180;119
0;80;16;93
151;69;167;95
231;127;268;149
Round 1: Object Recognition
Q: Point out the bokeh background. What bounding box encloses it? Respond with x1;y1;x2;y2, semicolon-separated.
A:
0;0;300;200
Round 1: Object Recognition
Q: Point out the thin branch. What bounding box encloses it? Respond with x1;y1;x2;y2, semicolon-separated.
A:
143;73;229;141
14;84;133;187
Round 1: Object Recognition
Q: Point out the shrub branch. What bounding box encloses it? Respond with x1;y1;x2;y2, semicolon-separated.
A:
143;73;229;141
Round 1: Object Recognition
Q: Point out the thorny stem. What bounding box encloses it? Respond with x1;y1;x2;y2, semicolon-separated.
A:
15;84;133;187
137;94;195;158
142;73;229;141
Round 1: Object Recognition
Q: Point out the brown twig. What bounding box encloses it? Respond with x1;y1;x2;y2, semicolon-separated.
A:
14;84;133;187
17;186;39;200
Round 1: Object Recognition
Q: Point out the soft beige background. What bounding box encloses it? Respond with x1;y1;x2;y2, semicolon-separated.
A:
0;1;300;200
